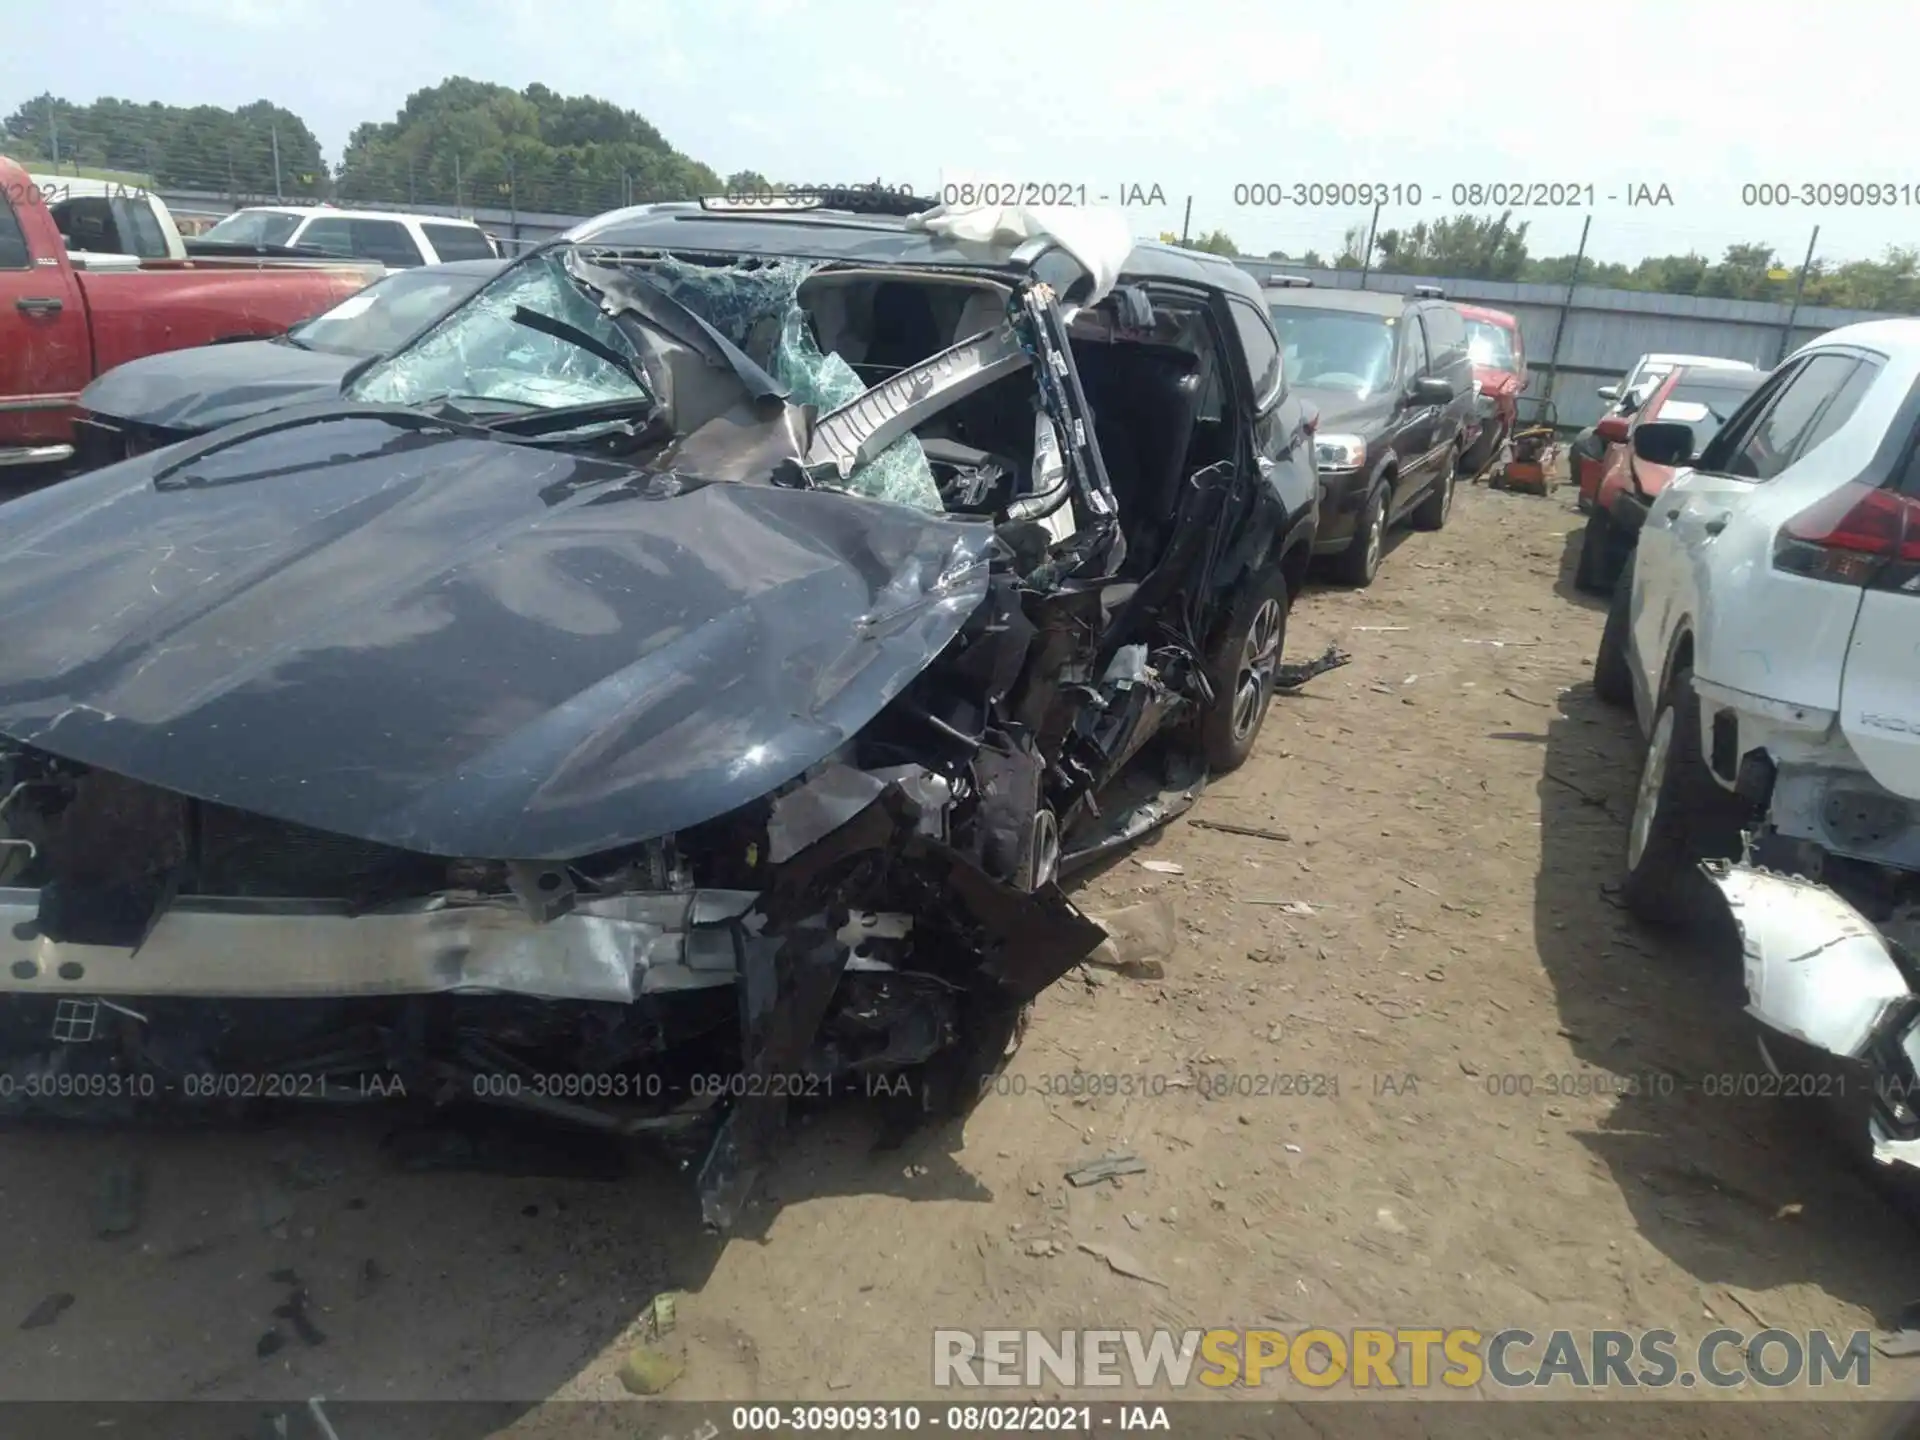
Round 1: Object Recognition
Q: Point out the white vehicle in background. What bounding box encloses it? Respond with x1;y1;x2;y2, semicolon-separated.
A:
1590;319;1920;1172
1597;351;1759;408
196;204;498;269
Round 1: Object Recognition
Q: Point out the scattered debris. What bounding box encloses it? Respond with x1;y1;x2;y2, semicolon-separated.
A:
1124;1212;1147;1230
1080;900;1176;980
1351;626;1408;632
1375;1207;1408;1235
1064;1154;1148;1187
20;1293;73;1330
1078;1241;1168;1288
650;1291;680;1337
618;1345;685;1396
1274;643;1352;691
1243;899;1319;916
1502;687;1550;708
1773;1203;1804;1222
273;1285;328;1347
1027;1238;1063;1257
1190;819;1291;843
92;1159;142;1237
1284;1143;1303;1154
1135;859;1185;875
1397;875;1438;896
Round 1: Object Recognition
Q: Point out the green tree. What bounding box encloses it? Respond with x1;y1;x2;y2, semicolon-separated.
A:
2;92;324;195
1158;228;1238;257
334;77;723;215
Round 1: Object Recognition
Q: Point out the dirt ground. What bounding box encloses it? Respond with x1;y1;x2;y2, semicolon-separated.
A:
6;471;1920;1431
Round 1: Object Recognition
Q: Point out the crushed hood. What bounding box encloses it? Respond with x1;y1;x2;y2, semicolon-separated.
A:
0;416;993;860
78;340;357;434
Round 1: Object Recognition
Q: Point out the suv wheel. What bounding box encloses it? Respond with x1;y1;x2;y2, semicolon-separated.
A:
1197;565;1290;773
1622;664;1748;929
1411;464;1453;531
1332;483;1387;587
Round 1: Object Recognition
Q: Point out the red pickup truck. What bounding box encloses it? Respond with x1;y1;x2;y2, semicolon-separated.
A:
0;156;380;468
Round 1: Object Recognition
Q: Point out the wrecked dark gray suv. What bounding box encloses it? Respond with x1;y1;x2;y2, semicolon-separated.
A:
0;196;1333;1227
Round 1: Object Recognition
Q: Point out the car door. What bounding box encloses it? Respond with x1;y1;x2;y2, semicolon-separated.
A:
1389;314;1437;514
1633;352;1875;720
0;189;88;453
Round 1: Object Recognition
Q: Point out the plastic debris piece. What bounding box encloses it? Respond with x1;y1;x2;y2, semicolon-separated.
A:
1078;1241;1168;1288
651;1291;680;1337
1065;1154;1148;1187
1136;859;1184;875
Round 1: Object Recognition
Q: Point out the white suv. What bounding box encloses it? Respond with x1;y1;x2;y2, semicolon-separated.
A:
1591;320;1920;1167
197;205;498;269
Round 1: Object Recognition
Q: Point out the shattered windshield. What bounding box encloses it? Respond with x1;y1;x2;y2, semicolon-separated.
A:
347;250;651;412
633;254;943;512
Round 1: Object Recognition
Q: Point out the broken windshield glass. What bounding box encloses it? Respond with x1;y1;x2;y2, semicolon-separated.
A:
348;250;652;412
639;254;943;513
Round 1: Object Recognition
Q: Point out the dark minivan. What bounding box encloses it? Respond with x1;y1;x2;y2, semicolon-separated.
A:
1264;281;1476;586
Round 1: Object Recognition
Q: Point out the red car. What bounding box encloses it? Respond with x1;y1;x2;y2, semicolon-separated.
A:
1571;363;1766;593
0;156;380;469
1456;303;1526;472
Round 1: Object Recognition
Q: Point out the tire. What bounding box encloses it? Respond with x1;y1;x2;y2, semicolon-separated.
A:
1331;481;1387;587
1574;508;1617;594
1592;566;1634;709
1621;664;1749;930
1197;564;1290;774
1411;463;1453;531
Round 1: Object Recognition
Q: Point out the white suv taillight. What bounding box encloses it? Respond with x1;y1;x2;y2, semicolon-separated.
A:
1773;480;1920;588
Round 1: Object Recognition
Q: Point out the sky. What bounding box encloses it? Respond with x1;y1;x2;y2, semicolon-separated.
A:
5;0;1917;271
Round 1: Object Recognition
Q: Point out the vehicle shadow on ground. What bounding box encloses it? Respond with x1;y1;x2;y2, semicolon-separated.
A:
0;1087;990;1413
1532;675;1920;1327
1550;506;1610;614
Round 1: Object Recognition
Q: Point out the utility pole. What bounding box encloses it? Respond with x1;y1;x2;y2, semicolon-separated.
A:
1779;225;1821;364
1179;195;1192;246
270;124;283;200
1358;201;1382;290
45;99;59;166
453;154;462;214
1541;213;1592;407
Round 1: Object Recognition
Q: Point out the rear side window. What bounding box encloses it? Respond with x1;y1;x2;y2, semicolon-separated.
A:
1724;354;1861;481
1226;297;1282;411
349;219;425;268
296;217;355;256
113;198;169;258
421;223;495;262
0;196;32;268
1793;357;1880;461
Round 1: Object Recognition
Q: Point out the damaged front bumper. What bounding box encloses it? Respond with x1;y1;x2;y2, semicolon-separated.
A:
1704;861;1920;1171
0;775;1104;1231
